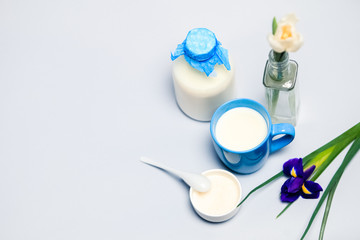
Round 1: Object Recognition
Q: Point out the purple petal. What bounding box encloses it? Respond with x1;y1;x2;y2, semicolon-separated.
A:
286;177;304;193
300;181;323;199
280;178;301;202
281;179;289;193
281;178;303;194
281;191;301;202
303;165;316;180
283;158;304;178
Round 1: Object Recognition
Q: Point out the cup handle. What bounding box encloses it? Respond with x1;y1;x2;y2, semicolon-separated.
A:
270;123;295;153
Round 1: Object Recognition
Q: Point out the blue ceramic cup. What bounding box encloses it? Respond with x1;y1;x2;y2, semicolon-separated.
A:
210;98;295;174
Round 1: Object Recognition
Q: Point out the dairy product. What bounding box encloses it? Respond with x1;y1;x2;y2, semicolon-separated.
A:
172;56;235;121
171;28;235;121
190;170;241;218
215;107;268;152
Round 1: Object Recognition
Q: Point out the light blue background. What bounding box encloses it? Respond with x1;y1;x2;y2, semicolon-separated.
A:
1;0;359;239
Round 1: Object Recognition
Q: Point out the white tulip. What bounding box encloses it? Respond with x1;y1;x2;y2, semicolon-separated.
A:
268;13;304;53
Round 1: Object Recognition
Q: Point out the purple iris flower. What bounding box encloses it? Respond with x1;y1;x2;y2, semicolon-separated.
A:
281;158;323;202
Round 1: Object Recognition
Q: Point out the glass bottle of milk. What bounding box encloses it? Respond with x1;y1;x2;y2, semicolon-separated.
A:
171;28;235;121
263;50;299;126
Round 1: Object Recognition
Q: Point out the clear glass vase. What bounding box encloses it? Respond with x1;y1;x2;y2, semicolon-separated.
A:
263;50;299;126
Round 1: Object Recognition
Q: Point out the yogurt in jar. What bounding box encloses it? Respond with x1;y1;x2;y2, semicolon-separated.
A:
190;169;241;222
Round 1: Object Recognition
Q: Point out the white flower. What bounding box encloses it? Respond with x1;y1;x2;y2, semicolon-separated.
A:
268;13;304;53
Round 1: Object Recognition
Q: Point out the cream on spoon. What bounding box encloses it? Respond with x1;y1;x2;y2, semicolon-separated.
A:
140;156;211;192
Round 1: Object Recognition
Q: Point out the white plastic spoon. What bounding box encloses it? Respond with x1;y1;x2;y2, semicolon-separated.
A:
140;156;211;192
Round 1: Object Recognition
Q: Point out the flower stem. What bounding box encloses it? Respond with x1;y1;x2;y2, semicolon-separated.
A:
268;89;280;117
273;51;286;62
268;50;286;118
272;51;286;80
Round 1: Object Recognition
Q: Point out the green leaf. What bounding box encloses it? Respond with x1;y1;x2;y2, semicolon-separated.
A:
277;202;293;219
306;122;360;181
310;142;346;181
319;181;339;240
300;137;360;240
303;122;360;168
237;171;283;207
272;17;277;35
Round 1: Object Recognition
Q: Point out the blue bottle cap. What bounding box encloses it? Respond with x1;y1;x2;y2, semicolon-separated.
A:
171;28;231;76
184;28;217;62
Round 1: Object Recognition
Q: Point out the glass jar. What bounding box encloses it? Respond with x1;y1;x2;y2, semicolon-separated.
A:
263;50;299;126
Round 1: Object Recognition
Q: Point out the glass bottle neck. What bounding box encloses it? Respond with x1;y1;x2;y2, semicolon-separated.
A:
267;50;290;81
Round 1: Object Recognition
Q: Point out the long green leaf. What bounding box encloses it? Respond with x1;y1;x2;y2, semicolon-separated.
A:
310;138;352;181
237;171;283;207
300;137;360;240
277;202;293;218
319;180;339;240
303;122;360;168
